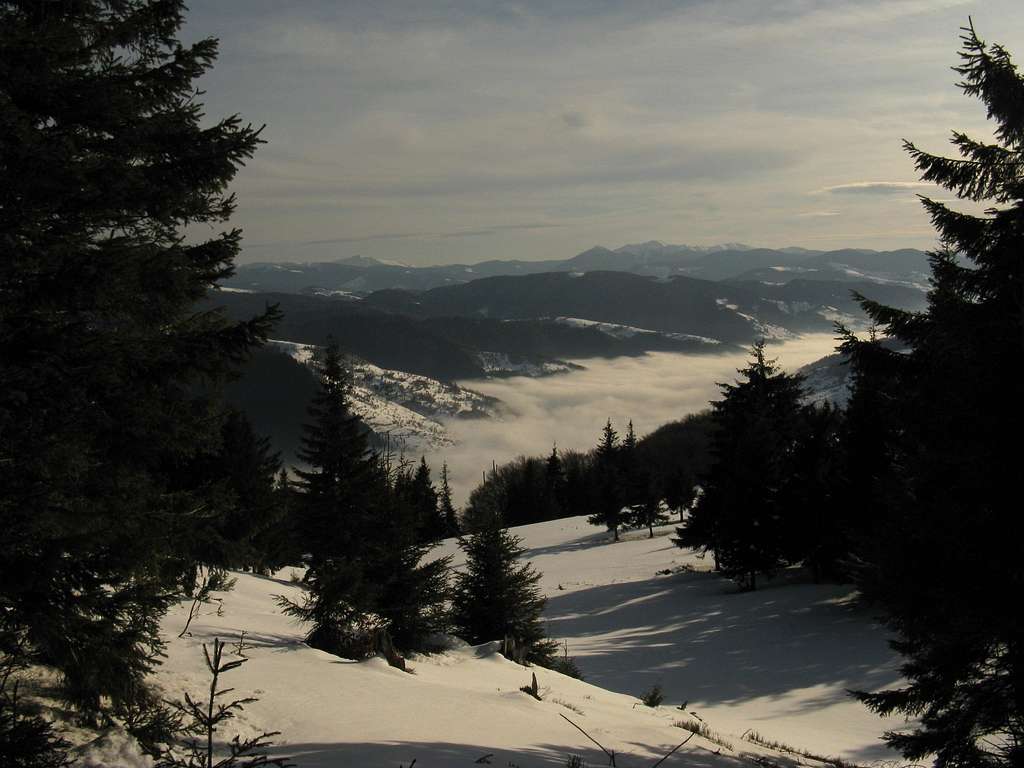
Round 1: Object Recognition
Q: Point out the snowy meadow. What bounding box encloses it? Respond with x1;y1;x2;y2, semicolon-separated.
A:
130;516;905;768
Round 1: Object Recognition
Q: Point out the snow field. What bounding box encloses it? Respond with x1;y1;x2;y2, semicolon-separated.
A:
148;516;905;767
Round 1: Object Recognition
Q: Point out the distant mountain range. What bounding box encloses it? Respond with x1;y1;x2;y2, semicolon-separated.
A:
225;242;931;294
211;242;929;381
208;289;722;381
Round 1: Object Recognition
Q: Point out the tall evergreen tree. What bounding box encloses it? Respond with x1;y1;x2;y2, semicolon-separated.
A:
285;341;383;653
452;522;557;666
461;464;508;533
251;468;302;574
675;342;805;590
181;410;283;572
0;0;275;717
637;412;716;522
543;445;568;521
562;449;598;519
287;345;450;655
836;328;904;572
620;421;667;538
293;342;378;568
782;402;844;582
438;463;461;537
408;457;445;543
372;460;451;652
846;23;1024;767
588;420;624;541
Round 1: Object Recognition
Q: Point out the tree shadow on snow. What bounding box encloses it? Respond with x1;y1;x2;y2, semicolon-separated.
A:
181;626;307;654
275;738;753;768
521;529;620;559
544;569;901;711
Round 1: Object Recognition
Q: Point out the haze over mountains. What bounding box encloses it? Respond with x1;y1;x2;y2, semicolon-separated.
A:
214;243;926;466
227;241;930;294
216;242;927;378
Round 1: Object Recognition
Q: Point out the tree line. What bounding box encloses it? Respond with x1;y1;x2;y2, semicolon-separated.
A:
461;413;714;537
2;2;1021;766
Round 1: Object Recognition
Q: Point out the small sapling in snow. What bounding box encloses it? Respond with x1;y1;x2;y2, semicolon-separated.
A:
640;684;664;707
158;638;291;768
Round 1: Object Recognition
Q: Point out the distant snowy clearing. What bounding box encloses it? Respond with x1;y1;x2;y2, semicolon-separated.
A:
148;516;904;767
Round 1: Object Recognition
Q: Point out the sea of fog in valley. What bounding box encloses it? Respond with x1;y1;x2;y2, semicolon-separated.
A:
430;332;842;505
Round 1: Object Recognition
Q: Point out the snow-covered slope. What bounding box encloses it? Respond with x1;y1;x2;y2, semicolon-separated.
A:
141;517;904;767
798;352;853;407
554;316;722;346
268;339;501;452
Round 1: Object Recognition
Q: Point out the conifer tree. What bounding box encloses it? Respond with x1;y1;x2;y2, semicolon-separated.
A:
293;341;378;568
676;342;805;590
452;522;557;665
620;421;667;538
249;468;302;574
439;463;461;537
543;446;568;521
408;457;445;543
285;341;383;654
219;411;283;569
461;465;508;533
588;420;624;541
845;23;1024;767
783;402;844;582
287;347;451;654
0;631;71;768
372;465;451;651
181;410;283;572
836;329;903;571
0;0;276;717
562;449;598;519
640;412;716;522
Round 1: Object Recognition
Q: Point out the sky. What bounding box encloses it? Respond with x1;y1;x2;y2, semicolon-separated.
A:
184;1;1024;266
430;333;840;504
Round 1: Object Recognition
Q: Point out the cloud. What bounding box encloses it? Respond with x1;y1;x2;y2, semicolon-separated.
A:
436;222;565;239
562;111;590;129
426;334;840;505
820;181;935;195
796;210;841;218
187;0;1024;263
294;222;564;246
300;231;431;246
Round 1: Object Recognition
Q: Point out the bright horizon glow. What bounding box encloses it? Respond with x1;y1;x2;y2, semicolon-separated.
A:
183;1;1023;266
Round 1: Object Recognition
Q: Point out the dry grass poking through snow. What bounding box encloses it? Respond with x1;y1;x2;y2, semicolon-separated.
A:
673;716;734;750
550;697;585;715
743;729;868;768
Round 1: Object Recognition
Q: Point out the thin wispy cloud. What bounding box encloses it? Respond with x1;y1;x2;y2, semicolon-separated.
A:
821;181;936;195
296;222;564;247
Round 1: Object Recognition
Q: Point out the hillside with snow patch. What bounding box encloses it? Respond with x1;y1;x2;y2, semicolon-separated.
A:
269;339;502;452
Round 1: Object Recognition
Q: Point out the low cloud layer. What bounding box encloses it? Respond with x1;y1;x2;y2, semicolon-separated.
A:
821;181;935;195
428;333;840;506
